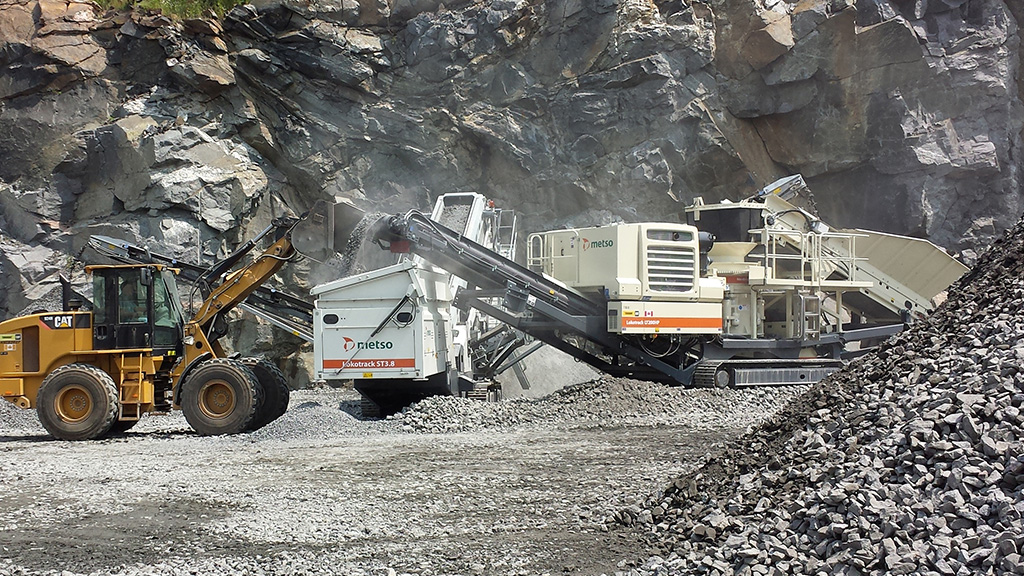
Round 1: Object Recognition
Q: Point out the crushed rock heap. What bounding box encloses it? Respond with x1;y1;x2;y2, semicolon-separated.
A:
0;394;39;437
629;215;1024;575
394;379;807;435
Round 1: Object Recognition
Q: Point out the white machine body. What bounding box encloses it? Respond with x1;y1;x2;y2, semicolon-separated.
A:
312;261;453;381
305;176;968;403
527;223;726;335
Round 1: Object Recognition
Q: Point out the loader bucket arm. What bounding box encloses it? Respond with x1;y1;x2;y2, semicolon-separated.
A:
190;199;373;342
187;231;297;336
89;198;369;350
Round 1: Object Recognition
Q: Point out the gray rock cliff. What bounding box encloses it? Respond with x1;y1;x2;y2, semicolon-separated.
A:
1;0;1020;378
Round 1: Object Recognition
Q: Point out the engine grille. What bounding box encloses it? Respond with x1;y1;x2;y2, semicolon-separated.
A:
646;244;696;292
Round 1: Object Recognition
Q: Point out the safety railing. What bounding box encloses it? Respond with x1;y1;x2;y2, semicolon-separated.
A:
526;230;581;276
752;227;866;285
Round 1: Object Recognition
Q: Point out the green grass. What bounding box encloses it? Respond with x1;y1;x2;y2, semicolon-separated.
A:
95;0;241;19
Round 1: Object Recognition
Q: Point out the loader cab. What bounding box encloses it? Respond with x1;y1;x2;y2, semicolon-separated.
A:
88;265;186;357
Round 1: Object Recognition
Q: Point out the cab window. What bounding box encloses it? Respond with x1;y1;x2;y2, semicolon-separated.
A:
152;271;184;347
118;270;148;323
92;274;107;325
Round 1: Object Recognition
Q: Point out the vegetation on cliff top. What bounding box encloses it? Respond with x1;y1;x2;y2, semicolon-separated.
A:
97;0;239;18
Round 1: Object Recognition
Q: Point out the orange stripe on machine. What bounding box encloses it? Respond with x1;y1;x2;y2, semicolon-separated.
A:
622;317;723;329
323;358;416;369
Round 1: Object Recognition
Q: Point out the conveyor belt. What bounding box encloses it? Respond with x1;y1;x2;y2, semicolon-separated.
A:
376;212;700;385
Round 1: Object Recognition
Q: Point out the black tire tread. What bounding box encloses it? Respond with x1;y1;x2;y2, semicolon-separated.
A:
360;397;381;419
180;358;260;436
242;357;291;431
37;363;119;441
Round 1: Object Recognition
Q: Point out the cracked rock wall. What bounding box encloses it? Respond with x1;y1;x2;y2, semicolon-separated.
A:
0;0;1020;377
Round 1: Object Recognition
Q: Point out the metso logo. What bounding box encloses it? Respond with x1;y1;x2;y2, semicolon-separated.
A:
342;336;394;351
582;238;613;251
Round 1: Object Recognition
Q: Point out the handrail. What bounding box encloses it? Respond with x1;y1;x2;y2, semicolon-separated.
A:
750;227;868;285
526;230;581;274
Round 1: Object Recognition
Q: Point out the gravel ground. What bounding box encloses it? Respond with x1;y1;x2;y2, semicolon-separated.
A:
629;215;1024;575
7;213;1011;576
0;381;803;576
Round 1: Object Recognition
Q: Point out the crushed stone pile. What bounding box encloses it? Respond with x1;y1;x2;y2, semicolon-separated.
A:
0;388;394;441
0;396;40;436
394;379;808;434
628;216;1024;576
436;203;472;232
1;377;801;441
245;389;398;441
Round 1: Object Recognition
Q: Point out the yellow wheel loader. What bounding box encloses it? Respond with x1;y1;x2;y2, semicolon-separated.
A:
0;211;348;440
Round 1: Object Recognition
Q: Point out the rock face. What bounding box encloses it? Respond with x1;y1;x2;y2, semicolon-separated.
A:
0;0;1021;375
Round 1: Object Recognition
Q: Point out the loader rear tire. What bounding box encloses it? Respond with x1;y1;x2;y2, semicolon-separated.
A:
180;359;260;436
37;364;119;441
242;357;290;431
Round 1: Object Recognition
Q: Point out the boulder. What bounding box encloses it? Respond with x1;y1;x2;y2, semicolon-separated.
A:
742;12;794;70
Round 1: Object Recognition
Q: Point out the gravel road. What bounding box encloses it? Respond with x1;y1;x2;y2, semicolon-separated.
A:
0;381;804;576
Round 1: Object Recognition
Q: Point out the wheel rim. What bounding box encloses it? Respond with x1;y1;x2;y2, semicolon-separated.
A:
714;369;731;388
55;385;92;423
198;380;236;419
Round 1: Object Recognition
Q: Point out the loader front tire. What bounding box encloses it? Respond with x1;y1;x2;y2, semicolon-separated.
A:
37;364;119;441
180;359;260;436
242;357;290;431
